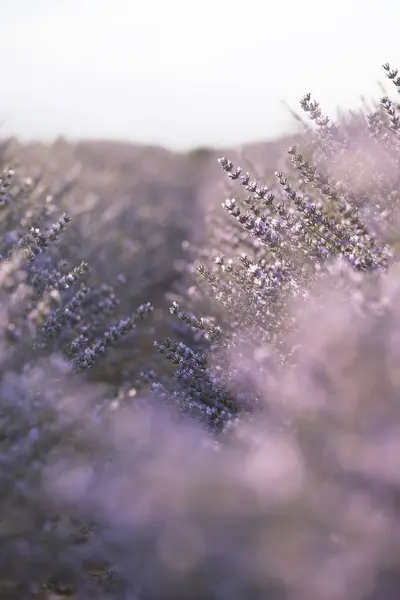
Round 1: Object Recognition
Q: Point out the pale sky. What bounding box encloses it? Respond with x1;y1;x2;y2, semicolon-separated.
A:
0;0;398;150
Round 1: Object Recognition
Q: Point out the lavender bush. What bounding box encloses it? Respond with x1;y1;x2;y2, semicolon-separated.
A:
1;63;400;599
